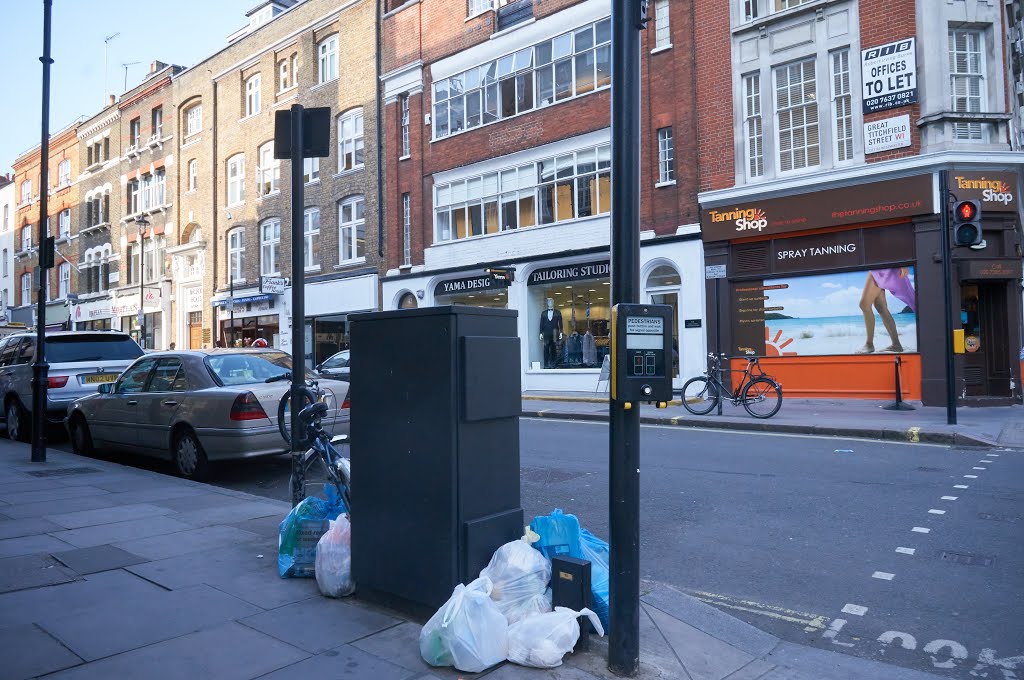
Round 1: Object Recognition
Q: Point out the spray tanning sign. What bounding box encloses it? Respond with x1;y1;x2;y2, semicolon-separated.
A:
861;38;917;113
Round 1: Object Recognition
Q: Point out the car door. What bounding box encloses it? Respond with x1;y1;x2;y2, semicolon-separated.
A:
93;358;157;451
11;338;35;411
136;357;188;454
0;338;16;398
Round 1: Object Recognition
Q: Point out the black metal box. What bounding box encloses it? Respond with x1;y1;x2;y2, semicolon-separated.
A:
349;306;523;618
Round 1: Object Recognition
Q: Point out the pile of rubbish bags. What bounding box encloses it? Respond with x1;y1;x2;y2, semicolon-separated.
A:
277;485;355;598
419;509;608;673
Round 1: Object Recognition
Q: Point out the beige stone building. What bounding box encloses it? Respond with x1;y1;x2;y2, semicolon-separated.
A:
172;0;379;362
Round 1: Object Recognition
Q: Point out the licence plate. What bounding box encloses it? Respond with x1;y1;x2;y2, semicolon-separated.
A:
82;374;118;385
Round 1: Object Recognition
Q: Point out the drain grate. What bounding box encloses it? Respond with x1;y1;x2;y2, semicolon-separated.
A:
978;512;1018;523
26;466;100;478
940;551;994;566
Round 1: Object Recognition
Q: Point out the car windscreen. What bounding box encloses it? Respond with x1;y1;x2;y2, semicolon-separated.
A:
204;352;314;386
47;335;145;363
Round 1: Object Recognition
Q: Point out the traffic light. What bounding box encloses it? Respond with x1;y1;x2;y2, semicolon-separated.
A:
952;200;982;246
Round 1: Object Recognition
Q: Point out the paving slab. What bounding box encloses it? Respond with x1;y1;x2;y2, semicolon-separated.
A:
240;596;401;655
90;476;196;493
0;533;75;559
230;513;286;538
723;660;778;680
43;621;310;680
350;621;493;680
47;502;175;529
0;553;79;593
254;642;413;680
0;512;11;520
0;485;110;505
51;544;148;575
49;515;194;548
102;485;208;505
0;569;164;627
0;623;84;680
647;605;754;680
764;642;945;680
0;479;60;495
39;582;263;661
0;516;63;540
113;524;262;560
171;500;288;528
0;494;118;520
151;492;248;512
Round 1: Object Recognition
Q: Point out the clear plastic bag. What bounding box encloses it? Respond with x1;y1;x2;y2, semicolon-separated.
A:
277;487;345;578
315;516;354;598
579;529;610;631
419;577;508;673
507;606;604;668
480;537;552;624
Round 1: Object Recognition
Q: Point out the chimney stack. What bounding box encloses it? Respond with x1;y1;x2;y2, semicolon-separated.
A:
108;94;116;107
149;60;168;75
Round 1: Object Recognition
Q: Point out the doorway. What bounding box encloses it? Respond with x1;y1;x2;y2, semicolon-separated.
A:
960;282;1011;398
646;265;681;382
188;311;203;349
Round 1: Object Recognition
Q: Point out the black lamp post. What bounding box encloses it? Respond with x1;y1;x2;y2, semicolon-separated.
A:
134;213;149;348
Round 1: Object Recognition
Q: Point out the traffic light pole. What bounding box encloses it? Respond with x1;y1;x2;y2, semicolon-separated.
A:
289;104;306;508
608;0;642;675
939;170;957;425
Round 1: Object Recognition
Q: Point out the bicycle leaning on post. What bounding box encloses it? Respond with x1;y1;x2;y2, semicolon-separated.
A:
292;400;352;513
680;353;784;419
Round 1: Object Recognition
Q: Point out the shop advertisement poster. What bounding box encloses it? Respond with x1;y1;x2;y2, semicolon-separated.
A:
862;38;917;113
864;114;911;154
734;267;917;357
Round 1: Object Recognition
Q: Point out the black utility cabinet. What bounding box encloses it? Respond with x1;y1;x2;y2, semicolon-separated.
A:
349;306;523;618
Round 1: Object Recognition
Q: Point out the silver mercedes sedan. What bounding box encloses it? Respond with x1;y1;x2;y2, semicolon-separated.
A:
65;349;349;481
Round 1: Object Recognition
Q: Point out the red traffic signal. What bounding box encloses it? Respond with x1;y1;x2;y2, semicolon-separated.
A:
952;200;982;247
955;201;976;221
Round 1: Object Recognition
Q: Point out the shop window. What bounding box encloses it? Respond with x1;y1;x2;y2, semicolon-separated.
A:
398;292;417;309
528;269;610;370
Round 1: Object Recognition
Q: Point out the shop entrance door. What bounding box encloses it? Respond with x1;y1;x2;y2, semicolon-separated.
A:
188;312;203;349
960;282;1011;398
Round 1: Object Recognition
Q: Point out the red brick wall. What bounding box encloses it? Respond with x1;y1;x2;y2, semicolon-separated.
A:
694;0;734;191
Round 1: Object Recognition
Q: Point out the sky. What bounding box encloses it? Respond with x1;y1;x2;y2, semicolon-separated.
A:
0;0;256;175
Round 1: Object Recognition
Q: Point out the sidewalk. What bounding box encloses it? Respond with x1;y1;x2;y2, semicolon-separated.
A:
523;392;1024;448
0;440;947;680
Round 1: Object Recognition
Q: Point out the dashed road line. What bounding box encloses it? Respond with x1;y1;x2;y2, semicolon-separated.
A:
954;484;969;489
872;571;895;581
973;466;987;470
964;475;978;479
941;496;958;501
979;460;993;464
912;527;930;533
895;547;916;555
841;603;868;616
929;509;946;515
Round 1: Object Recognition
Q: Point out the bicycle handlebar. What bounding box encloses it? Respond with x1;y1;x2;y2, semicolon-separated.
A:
298;401;329;423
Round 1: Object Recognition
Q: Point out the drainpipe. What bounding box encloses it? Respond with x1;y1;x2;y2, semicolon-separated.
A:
375;0;385;263
211;75;220;345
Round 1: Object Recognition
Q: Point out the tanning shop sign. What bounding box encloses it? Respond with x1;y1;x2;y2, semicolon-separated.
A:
861;38;917;113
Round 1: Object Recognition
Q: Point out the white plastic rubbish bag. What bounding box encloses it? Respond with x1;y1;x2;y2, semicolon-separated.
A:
315;516;354;598
419;576;509;673
507;606;604;669
480;534;552;624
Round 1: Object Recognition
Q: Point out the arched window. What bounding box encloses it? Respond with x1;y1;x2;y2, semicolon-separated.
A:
398;292;417;309
646;265;680;288
338;196;365;262
318;35;338;84
185;104;202;136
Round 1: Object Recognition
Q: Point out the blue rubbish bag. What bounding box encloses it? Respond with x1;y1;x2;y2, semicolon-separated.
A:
278;486;345;578
578;529;609;631
529;509;582;560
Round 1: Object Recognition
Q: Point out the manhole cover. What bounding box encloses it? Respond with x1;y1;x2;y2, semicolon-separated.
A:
941;551;994;566
978;512;1018;523
26;466;99;478
915;466;945;472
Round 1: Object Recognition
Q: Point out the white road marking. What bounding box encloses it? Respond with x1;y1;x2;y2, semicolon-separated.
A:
979;460;993;463
988;453;1000;457
964;475;978;479
929;509;946;515
841;603;868;616
941;496;958;501
823;618;854;647
878;631;918;650
872;571;895;580
896;547;916;555
923;640;969;670
687;591;828;631
954;484;969;489
912;527;930;533
973;467;987;470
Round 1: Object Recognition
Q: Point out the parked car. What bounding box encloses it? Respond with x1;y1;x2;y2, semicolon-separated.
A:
65;348;349;481
316;350;350;380
0;330;144;442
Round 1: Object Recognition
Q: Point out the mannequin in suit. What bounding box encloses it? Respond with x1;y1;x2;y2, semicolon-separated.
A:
539;298;563;368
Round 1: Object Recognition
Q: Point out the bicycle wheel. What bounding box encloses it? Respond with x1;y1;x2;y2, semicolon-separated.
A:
742;378;782;419
278;386;317;447
681;377;719;415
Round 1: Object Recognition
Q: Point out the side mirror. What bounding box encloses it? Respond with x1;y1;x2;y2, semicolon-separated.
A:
97;383;113;394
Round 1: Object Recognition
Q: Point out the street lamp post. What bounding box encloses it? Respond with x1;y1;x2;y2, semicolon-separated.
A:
135;214;149;348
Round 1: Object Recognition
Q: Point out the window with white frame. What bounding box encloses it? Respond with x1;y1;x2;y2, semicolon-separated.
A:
152;106;163;138
434;142;610;242
304;157;320;183
21;273;31;306
468;0;494;16
743;73;764;178
433;17;611;140
1;250;7;277
278;59;290;92
291;55;298;86
743;0;759;21
338;196;365;262
127;179;139;215
831;49;853;162
246;74;262;117
258;142;280;196
654;0;671;48
186;104;202;136
400;94;410;157
949;29;985;141
319;35;338;84
228;229;245;281
58;209;70;239
130;118;141;147
20;225;31;252
227;154;245;206
58;262;70;299
57;160;70;187
261;219;280;276
188;159;198;191
774;0;813;10
20;180;30;204
337;109;364;172
303;208;320;269
402;192;411;266
144;235;166;282
657;128;675;183
774;59;819;172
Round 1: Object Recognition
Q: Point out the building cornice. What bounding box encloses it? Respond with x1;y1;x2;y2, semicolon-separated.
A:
78;111;122;139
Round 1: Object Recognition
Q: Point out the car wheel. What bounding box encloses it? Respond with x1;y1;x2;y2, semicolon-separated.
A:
172;428;209;481
69;414;95;457
6;399;28;443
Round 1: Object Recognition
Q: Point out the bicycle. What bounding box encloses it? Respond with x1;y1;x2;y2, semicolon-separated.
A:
292;400;352;513
680;353;783;419
268;372;328;448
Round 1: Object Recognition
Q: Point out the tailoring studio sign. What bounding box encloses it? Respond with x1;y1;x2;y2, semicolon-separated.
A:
528;260;610;285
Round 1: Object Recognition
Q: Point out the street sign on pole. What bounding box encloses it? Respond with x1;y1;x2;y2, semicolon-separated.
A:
705;264;727;279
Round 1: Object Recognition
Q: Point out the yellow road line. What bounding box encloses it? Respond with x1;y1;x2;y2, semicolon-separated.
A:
690;590;830;632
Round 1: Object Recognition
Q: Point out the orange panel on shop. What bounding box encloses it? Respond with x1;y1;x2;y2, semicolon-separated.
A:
730;354;922;401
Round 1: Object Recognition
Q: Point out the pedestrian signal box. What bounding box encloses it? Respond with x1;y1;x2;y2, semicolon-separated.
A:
611;303;674;407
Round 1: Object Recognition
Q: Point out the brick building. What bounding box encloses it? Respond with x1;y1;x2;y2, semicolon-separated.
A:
379;0;703;391
0;176;14;323
694;0;1023;406
10;119;82;329
172;0;380;363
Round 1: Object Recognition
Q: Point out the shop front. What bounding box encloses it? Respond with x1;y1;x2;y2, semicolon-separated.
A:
72;297;113;331
214;292;281;348
302;272;379;369
700;171;1023;406
112;288;165;349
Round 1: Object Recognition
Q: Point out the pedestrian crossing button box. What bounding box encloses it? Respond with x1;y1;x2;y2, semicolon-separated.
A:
611;303;674;404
